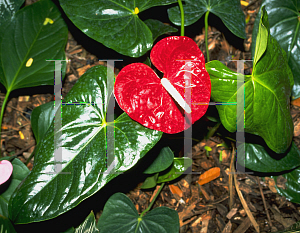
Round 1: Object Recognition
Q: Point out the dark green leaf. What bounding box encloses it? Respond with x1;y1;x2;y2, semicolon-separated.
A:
143;57;152;67
140;173;158;189
0;215;16;233
0;0;68;92
9;65;162;224
59;0;177;57
0;158;30;218
206;9;293;153
61;228;75;233
31;101;57;145
157;157;192;183
144;147;174;174
272;167;300;204
75;211;99;233
168;0;246;39
252;0;300;99
97;193;179;233
144;19;177;41
237;142;300;173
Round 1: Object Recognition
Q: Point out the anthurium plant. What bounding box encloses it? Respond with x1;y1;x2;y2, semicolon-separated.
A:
1;0;300;232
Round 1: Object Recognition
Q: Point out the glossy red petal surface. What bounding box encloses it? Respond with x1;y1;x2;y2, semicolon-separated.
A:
114;36;211;134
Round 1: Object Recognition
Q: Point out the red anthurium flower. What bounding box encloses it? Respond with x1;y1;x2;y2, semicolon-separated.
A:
0;160;13;185
114;36;211;134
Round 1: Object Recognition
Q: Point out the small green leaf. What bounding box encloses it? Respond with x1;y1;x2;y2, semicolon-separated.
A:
272;167;300;204
157;157;192;183
0;0;68;92
144;147;174;174
168;0;246;39
0;158;30;218
97;193;179;233
144;19;177;41
252;0;300;99
75;211;99;233
237;142;300;173
206;9;293;153
140;173;159;189
0;215;16;233
59;0;177;57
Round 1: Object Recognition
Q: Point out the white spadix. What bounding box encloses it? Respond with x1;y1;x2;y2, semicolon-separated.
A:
161;78;191;114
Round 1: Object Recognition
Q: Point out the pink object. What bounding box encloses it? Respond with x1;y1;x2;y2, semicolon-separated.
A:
114;36;211;134
0;160;13;185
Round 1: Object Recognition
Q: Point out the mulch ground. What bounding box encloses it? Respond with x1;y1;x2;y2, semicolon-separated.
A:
1;0;300;232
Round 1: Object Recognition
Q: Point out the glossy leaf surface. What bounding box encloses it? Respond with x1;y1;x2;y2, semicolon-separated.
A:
0;158;29;217
206;9;294;153
140;173;159;189
237;142;300;173
31;101;57;145
157;157;192;183
97;192;179;233
59;0;177;57
0;0;67;92
252;0;300;99
168;0;246;39
143;147;174;174
75;211;99;233
115;36;211;134
0;215;16;233
272;167;300;204
9;66;162;224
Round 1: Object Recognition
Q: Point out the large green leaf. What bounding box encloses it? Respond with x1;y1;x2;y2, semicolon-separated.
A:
272;167;300;204
206;9;294;153
252;0;300;99
237;142;300;173
0;215;16;233
31;101;56;145
97;192;179;233
59;0;177;57
0;0;68;92
8;65;162;224
144;19;178;42
143;147;174;174
167;0;246;39
0;158;30;218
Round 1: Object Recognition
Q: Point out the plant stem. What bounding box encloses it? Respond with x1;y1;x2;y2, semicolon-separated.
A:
0;90;11;156
205;10;210;62
178;0;184;36
139;183;165;217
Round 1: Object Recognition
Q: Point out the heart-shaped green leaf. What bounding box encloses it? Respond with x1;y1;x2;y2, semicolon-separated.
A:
9;65;162;224
143;147;174;174
75;211;99;233
0;158;30;218
97;192;179;233
272;167;300;204
252;0;300;99
206;9;294;153
0;0;68;92
237;142;300;173
140;173;159;189
0;215;16;233
31;101;57;145
59;0;177;57
167;0;246;39
157;157;192;183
